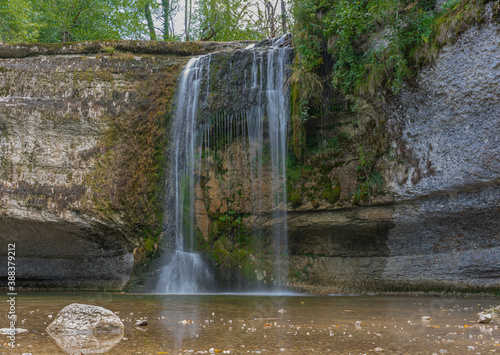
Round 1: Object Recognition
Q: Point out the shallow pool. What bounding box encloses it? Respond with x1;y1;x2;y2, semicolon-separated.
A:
1;292;499;354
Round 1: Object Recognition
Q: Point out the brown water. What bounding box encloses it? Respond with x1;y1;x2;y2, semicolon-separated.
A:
0;292;499;354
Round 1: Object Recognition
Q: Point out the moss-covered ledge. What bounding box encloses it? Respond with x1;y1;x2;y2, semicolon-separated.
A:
0;39;257;59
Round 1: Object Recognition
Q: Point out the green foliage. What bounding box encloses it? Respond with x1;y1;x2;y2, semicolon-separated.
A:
36;0;149;42
353;171;383;204
324;0;434;95
353;146;383;203
292;0;493;97
0;0;42;42
0;0;159;43
291;0;325;72
1;0;289;43
194;0;261;41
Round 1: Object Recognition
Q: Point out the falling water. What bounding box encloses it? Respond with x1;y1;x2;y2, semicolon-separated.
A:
155;56;216;293
156;36;292;293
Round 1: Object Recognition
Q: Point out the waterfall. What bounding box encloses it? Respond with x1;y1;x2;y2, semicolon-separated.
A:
155;56;216;294
156;36;292;293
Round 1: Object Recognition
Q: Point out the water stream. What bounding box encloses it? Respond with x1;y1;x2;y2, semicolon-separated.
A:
156;37;292;293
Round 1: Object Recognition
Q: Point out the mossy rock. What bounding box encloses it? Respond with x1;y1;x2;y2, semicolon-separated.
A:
289;190;302;207
323;184;341;204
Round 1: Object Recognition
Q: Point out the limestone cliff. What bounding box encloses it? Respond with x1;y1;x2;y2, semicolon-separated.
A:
286;6;500;293
0;40;251;289
190;7;500;293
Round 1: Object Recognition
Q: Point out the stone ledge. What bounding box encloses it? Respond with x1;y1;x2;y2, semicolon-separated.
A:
0;40;257;59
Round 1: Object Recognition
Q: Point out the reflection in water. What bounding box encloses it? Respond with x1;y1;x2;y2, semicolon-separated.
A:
47;330;123;354
155;295;290;351
158;297;202;350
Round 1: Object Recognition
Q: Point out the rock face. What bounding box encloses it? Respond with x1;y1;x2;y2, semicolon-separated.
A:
286;8;500;293
189;8;499;293
157;12;499;293
0;40;250;289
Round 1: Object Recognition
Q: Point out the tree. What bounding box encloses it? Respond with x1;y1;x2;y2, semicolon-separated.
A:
280;0;287;33
195;0;258;41
0;0;288;43
145;1;157;40
246;0;288;39
0;0;42;42
0;0;152;43
141;0;179;41
184;0;193;40
161;0;171;39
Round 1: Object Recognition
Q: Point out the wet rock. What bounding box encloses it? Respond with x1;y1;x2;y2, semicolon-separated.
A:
134;319;148;327
477;313;492;324
46;303;124;334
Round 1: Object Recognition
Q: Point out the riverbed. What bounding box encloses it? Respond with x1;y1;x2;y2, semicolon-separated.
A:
1;293;498;354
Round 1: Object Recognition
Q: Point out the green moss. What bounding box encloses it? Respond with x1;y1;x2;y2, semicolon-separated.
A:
102;45;115;54
289;190;302;207
0;158;11;180
323;184;341;204
88;64;183;257
202;207;276;284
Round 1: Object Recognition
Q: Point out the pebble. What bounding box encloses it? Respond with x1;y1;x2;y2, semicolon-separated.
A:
478;313;492;324
135;319;148;327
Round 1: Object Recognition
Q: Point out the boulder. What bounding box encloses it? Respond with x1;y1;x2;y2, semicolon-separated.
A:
46;303;124;335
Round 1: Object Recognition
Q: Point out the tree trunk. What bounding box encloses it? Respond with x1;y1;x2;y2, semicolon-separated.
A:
184;0;190;40
267;2;275;37
145;2;157;41
162;0;170;40
281;0;287;33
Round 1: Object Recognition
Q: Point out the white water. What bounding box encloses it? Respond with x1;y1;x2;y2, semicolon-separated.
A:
156;55;215;294
156;37;292;293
